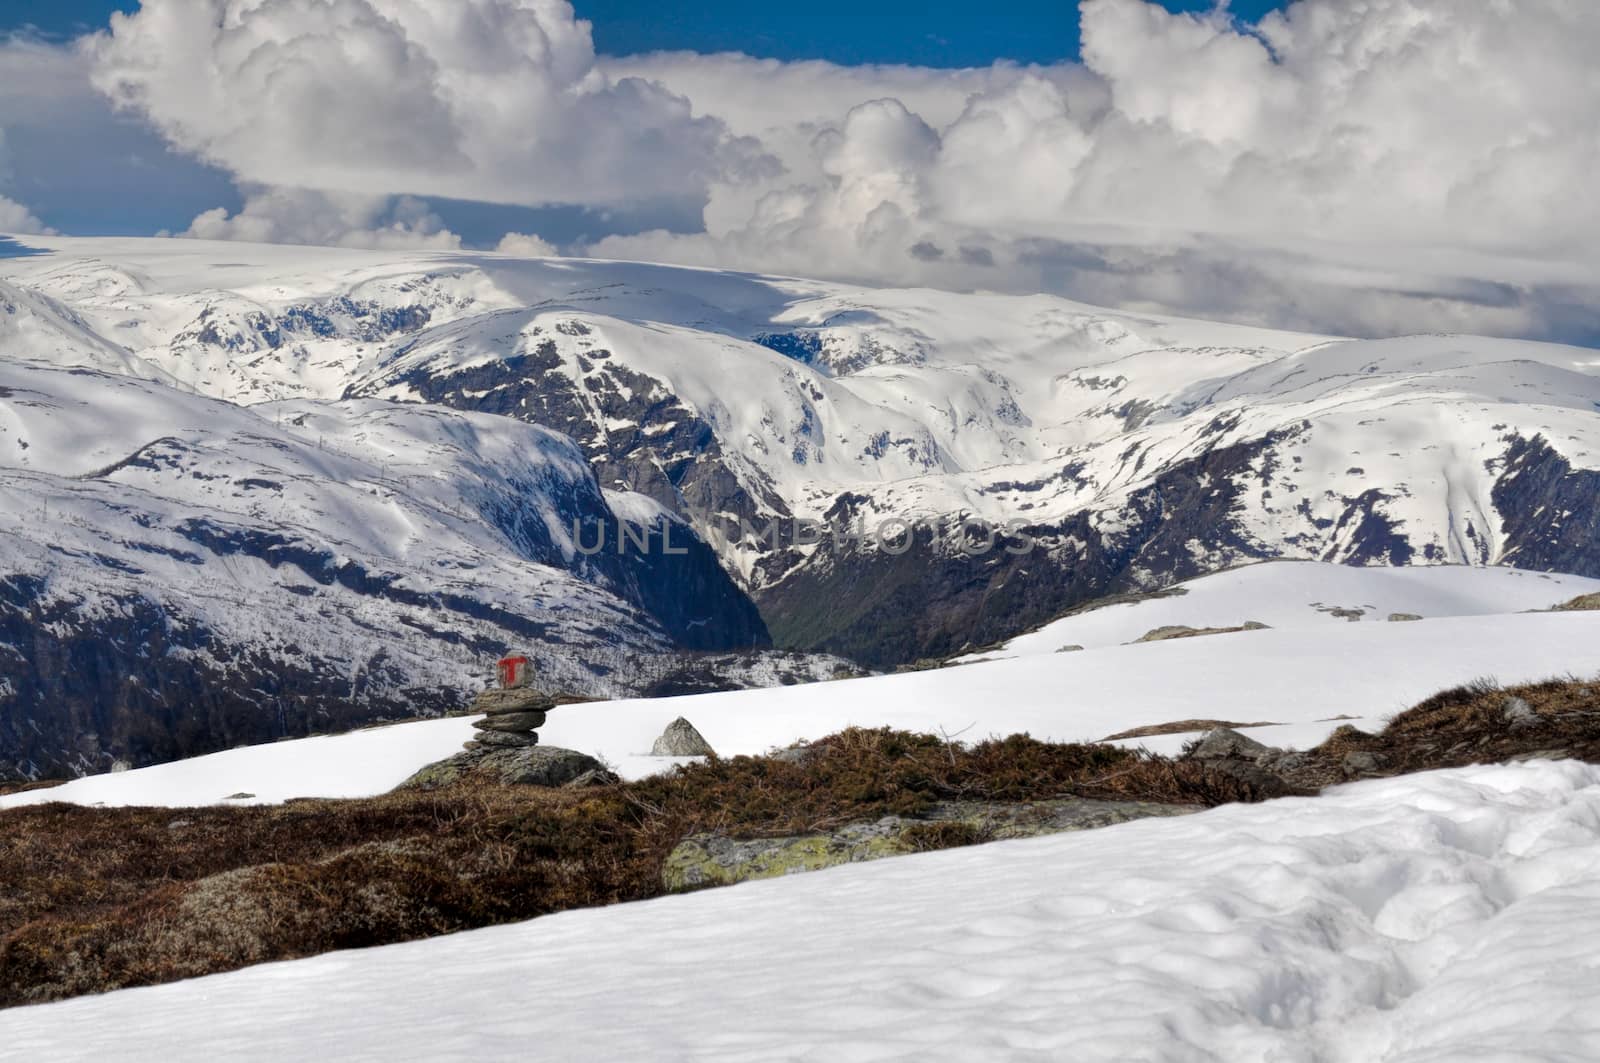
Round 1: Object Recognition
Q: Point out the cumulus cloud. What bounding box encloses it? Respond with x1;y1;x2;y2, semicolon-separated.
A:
591;0;1600;343
0;193;54;235
22;0;1600;343
496;232;559;257
181;187;464;250
85;0;758;210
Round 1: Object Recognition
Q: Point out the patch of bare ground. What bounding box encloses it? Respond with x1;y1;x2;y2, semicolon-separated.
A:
1181;676;1600;792
1551;593;1600;612
1102;719;1280;742
1133;621;1270;643
0;729;1266;1010
0;781;63;798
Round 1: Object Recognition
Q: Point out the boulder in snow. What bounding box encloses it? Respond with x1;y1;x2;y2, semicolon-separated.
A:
651;717;716;757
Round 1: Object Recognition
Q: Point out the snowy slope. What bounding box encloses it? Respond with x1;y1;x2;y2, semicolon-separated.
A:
969;560;1600;658
8;601;1598;809
0;357;770;779
7;234;1600;669
6;760;1600;1062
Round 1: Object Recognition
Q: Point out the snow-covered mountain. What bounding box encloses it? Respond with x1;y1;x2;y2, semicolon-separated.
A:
10;234;1599;667
5;234;1600;773
0;352;792;779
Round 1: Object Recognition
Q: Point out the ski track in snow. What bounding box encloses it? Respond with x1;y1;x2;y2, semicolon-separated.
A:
4;761;1600;1062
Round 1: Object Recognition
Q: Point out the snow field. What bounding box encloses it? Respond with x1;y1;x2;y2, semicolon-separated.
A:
6;607;1598;810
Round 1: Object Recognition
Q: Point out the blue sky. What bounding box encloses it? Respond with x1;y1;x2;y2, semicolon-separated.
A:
8;1;1291;64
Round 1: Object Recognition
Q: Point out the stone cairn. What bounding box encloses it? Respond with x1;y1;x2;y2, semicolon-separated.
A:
464;684;558;750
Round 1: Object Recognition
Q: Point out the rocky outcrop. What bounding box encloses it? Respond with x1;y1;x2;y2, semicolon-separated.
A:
1552;593;1600;612
1134;621;1269;644
664;798;1197;890
756;430;1309;668
400;745;612;790
1493;435;1600;578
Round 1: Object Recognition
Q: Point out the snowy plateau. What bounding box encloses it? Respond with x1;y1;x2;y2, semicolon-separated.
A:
5;234;1600;778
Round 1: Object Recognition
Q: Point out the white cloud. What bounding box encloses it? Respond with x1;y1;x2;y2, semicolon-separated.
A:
85;0;755;209
0;192;54;235
590;0;1600;343
180;187;464;250
495;232;559;257
23;0;1600;344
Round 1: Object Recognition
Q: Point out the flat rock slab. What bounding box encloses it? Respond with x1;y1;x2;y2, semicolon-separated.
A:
475;711;547;733
400;745;605;790
472;689;557;715
469;730;540;749
664;798;1196;890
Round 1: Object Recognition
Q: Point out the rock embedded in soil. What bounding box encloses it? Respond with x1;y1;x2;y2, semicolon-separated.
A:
664;798;1197;890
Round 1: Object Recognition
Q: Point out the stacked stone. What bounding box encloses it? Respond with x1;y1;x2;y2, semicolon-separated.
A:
465;686;557;749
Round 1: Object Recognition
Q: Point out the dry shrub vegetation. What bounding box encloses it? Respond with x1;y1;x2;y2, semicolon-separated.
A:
1294;675;1600;784
0;730;1260;1008
5;676;1600;1009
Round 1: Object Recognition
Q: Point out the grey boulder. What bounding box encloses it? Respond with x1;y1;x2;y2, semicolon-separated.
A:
1190;727;1273;761
651;716;716;757
401;745;605;790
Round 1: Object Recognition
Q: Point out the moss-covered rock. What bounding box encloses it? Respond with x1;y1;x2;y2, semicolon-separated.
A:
399;745;607;790
663;797;1195;890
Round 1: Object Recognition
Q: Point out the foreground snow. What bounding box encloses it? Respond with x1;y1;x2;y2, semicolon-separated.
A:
5;761;1600;1061
5;602;1598;810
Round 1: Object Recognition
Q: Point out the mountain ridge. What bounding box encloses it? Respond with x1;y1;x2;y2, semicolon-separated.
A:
5;234;1600;767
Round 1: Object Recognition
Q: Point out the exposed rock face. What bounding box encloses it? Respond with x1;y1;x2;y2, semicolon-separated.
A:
363;343;788;564
664;798;1197;890
1493;436;1600;578
651;717;716;757
400;745;609;790
755;431;1318;668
